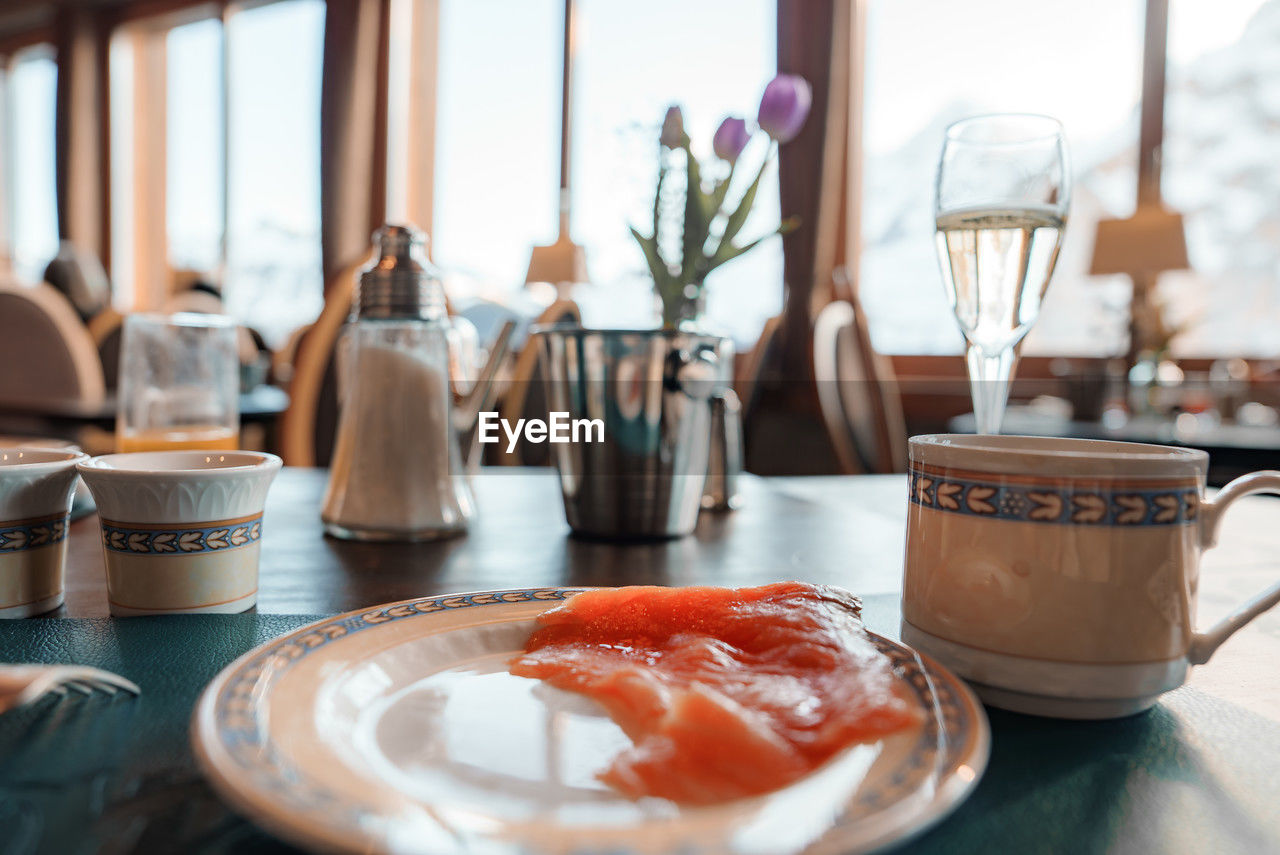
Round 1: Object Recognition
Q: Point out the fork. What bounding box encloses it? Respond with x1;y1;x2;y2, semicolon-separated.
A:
0;665;141;714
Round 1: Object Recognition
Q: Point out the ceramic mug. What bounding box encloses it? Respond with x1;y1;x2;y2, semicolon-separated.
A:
0;447;87;617
901;434;1280;719
78;451;281;616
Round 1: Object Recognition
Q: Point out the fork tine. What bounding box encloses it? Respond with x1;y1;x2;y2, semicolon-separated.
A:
2;665;141;713
55;667;141;697
90;672;140;696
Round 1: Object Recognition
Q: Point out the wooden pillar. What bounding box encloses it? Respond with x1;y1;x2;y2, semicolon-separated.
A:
1129;0;1170;365
320;0;391;293
53;5;112;266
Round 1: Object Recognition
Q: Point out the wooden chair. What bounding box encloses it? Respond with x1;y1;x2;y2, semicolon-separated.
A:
734;313;783;412
86;306;124;390
0;281;106;407
494;297;581;466
812;271;907;474
278;268;357;467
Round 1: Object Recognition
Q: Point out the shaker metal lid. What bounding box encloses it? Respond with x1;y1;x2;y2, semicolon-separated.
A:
354;224;445;320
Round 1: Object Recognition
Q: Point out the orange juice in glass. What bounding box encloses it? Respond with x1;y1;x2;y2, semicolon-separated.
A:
117;314;241;454
116;425;239;453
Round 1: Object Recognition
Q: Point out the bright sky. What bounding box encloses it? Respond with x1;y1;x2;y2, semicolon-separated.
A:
864;0;1270;157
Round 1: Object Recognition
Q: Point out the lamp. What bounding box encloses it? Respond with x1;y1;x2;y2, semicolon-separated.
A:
525;194;588;290
526;0;587;291
1089;203;1190;364
1089;204;1189;276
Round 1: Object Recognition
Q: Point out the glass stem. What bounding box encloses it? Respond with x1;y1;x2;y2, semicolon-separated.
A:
966;343;1017;435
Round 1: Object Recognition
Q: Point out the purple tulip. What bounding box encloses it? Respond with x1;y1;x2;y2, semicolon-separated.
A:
660;105;685;148
712;117;752;162
757;74;812;143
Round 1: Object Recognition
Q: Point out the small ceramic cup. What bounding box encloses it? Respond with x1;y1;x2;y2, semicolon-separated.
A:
0;447;87;617
77;451;281;616
902;434;1280;719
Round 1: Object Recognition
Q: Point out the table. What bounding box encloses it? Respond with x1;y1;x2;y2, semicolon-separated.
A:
0;385;290;432
4;468;1280;853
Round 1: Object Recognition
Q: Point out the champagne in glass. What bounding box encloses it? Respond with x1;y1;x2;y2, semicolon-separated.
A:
935;115;1070;434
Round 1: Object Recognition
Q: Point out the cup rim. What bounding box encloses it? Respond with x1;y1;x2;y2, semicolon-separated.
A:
943;113;1065;145
78;451;282;479
0;447;89;472
909;434;1209;479
910;434;1208;462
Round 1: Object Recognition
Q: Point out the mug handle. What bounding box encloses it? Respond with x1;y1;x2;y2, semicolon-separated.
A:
1189;470;1280;665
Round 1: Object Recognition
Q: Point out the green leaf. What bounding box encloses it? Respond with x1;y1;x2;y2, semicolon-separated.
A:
709;159;737;219
708;216;799;271
652;156;666;245
630;225;671;288
680;144;713;285
713;152;770;262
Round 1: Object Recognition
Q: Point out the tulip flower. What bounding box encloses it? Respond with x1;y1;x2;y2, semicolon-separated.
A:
634;84;803;330
757;74;812;143
712;117;752;163
660;105;685;148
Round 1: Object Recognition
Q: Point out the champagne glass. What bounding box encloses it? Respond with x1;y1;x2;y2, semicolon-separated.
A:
935;114;1070;434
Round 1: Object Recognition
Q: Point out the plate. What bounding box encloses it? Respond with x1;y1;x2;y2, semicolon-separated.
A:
193;588;989;855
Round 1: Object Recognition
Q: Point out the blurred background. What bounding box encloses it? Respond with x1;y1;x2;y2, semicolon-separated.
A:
1;0;1278;477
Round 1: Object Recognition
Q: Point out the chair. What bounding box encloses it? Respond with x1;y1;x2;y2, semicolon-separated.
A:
0;281;106;408
87;306;124;390
278;267;357;467
42;241;111;323
734;313;783;412
813;273;907;474
494;297;581;466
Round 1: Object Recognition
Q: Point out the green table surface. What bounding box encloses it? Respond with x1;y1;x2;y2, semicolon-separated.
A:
3;469;1280;854
2;601;1279;855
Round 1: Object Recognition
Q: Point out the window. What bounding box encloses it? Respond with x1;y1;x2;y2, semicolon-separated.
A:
110;0;323;344
431;0;780;343
224;0;324;344
431;0;561;290
166;18;224;276
860;0;1145;355
1164;0;1280;356
4;47;58;285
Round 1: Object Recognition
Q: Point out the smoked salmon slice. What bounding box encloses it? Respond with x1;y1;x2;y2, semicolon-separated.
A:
509;582;920;805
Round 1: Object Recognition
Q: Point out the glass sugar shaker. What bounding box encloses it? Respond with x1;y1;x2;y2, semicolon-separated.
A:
321;224;473;540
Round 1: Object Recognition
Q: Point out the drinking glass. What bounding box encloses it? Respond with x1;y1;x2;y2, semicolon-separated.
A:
935;114;1070;434
116;313;240;452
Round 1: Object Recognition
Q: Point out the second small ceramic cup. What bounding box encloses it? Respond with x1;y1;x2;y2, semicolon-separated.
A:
78;451;281;616
0;447;86;617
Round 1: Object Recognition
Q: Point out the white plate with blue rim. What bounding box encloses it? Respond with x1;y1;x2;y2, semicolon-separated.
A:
192;587;989;855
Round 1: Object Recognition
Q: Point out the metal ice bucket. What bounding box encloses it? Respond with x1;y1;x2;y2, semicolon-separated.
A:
534;327;733;538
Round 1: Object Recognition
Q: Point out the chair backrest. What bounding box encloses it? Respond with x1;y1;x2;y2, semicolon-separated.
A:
87;306;124;390
42;241;111;323
813;291;907;474
735;313;783;412
495;297;582;466
0;281;106;406
278;268;357;467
